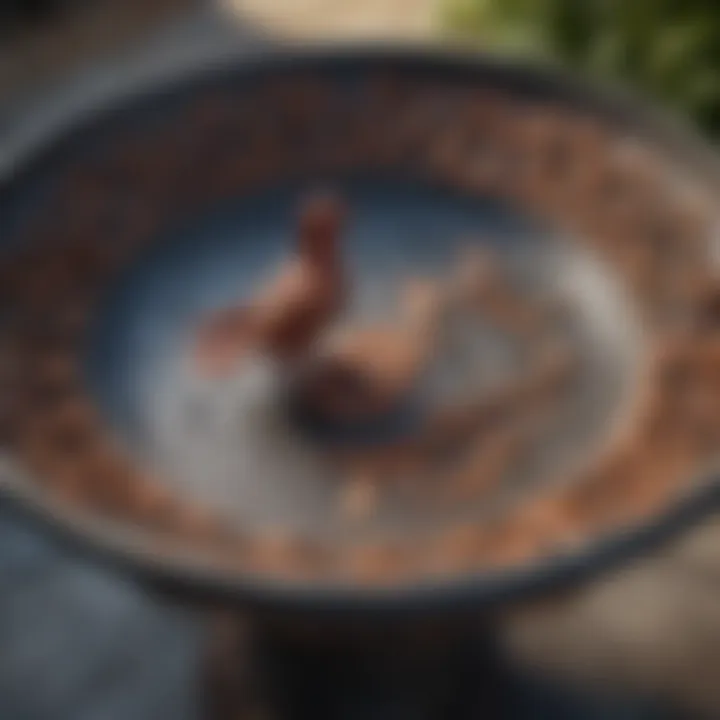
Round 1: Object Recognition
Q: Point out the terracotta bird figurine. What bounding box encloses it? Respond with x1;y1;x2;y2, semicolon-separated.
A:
193;191;347;377
291;278;446;424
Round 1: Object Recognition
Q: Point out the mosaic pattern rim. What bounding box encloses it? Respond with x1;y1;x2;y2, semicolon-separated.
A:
2;43;720;615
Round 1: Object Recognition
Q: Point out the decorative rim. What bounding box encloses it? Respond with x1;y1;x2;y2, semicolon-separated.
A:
2;42;720;616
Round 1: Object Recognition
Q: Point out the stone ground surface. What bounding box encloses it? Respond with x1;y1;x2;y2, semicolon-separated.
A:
3;1;720;717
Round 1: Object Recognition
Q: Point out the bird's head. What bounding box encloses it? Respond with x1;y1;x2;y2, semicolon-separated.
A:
297;190;347;266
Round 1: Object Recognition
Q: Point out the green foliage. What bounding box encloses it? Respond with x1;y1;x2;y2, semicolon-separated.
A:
441;0;720;133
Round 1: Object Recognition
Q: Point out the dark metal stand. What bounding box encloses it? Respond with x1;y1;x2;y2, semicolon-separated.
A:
257;626;510;720
202;610;681;720
203;612;521;720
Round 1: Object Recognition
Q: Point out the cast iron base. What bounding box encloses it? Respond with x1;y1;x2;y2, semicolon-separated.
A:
203;614;678;720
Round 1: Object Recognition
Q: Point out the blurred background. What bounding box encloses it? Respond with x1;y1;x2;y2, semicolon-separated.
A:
3;1;720;719
5;0;720;134
442;0;720;137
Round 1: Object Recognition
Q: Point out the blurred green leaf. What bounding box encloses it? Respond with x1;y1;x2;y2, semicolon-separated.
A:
441;0;720;134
